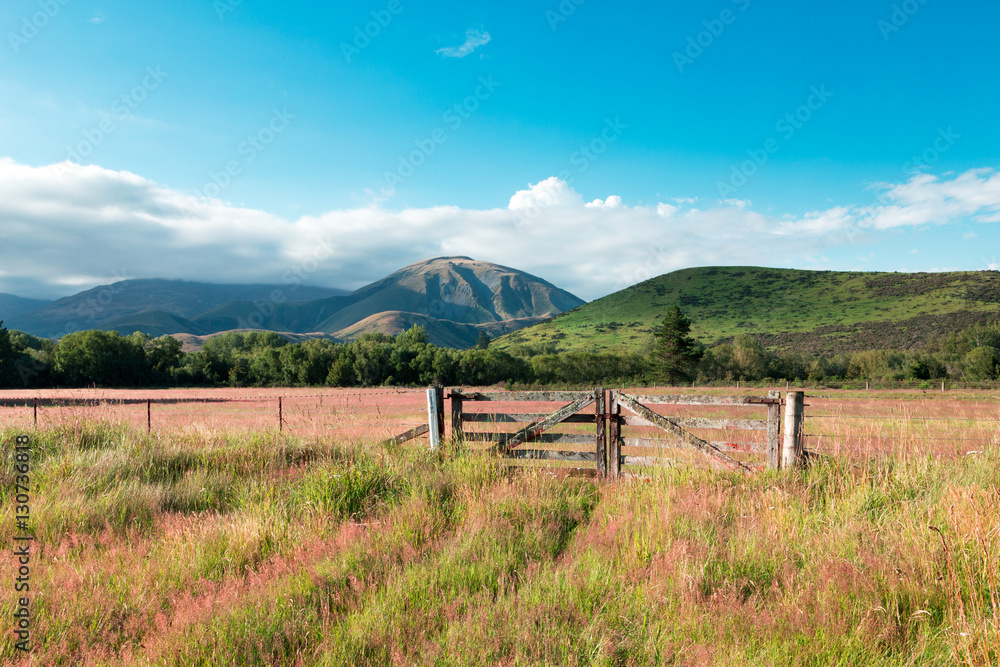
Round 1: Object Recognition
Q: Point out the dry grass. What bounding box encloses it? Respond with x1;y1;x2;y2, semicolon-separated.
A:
0;388;998;665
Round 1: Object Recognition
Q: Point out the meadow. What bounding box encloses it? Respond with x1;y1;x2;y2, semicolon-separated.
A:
0;387;998;665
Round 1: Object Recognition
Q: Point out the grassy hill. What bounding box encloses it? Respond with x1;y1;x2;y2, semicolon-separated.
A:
495;267;1000;355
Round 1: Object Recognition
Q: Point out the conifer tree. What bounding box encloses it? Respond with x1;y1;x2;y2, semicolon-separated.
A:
651;306;701;383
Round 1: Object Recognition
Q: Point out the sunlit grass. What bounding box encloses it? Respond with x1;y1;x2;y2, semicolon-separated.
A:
0;414;997;666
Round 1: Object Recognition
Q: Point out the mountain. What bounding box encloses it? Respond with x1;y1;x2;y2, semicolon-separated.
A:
333;311;552;349
102;309;208;338
179;257;584;346
0;293;50;322
6;258;586;348
494;267;1000;355
7;279;348;338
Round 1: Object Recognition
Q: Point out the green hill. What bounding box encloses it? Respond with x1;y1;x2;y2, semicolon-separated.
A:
494;267;1000;355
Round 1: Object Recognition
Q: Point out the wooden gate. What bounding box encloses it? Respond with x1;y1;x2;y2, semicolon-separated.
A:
449;389;606;476
607;391;799;477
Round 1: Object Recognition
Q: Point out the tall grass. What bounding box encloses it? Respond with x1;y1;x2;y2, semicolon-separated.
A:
0;416;997;666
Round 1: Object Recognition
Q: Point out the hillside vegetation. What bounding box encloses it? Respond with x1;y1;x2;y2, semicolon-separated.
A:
496;267;1000;355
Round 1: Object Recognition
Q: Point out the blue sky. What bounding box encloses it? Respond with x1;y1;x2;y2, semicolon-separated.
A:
1;0;999;300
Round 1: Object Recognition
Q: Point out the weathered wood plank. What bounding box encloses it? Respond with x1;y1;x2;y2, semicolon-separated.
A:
452;391;594;402
622;437;767;455
461;412;594;424
623;394;779;406
595;388;607;478
463;432;596;445
451;393;464;442
505;449;597;462
609;393;621;479
426;388;441;450
379;423;429;447
504;464;598;478
615;393;754;475
621;415;767;431
495;394;597;453
766;395;781;469
623;455;765;472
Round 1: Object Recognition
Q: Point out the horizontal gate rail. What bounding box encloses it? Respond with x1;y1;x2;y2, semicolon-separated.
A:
615;392;755;475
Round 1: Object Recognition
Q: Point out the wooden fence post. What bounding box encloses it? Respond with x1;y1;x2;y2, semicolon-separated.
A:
450;390;464;443
595;388;607;478
278;397;283;432
434;385;445;444
147;399;152;434
766;390;781;469
608;391;621;479
33;398;37;430
781;391;804;469
426;386;444;450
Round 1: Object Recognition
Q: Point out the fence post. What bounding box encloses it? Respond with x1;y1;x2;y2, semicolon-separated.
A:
450;390;464;442
278;397;283;432
434;385;445;444
766;390;781;469
33;398;37;430
426;386;443;450
608;391;621;479
147;399;152;434
595;388;607;478
781;391;804;469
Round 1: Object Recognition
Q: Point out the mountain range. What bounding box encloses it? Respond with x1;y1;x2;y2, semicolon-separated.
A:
4;257;586;348
7;262;1000;354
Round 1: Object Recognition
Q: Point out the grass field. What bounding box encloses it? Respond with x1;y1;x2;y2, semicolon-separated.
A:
0;388;998;665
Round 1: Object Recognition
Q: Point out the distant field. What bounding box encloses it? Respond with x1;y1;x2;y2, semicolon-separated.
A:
0;387;998;665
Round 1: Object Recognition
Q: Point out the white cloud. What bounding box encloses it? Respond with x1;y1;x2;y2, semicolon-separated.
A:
585;195;622;209
88;13;105;24
863;168;1000;229
436;29;491;58
508;176;583;210
655;203;678;218
1;160;999;302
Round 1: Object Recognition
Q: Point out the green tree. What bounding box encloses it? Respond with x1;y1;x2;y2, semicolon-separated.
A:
54;330;149;386
965;346;999;380
651;306;701;383
0;321;14;387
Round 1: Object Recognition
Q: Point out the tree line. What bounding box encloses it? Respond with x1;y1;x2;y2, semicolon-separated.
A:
1;307;998;389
